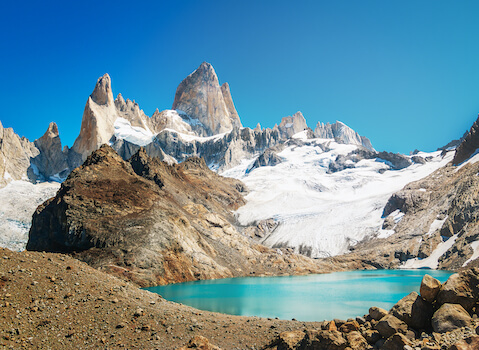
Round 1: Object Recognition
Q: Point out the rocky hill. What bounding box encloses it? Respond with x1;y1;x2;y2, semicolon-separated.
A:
27;146;326;286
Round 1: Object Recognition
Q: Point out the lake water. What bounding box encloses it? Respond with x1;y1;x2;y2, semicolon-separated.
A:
145;269;452;321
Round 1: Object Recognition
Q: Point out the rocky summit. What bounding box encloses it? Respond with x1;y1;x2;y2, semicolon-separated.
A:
27;145;325;286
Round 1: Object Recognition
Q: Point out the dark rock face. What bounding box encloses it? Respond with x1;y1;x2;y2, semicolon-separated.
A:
27;145;323;286
389;291;433;330
453;115;479;165
376;151;412;170
247;147;284;173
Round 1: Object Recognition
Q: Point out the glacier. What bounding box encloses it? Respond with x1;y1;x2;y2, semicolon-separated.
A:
222;132;454;258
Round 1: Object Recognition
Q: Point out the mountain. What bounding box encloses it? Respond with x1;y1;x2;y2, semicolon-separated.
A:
172;62;242;135
27;146;325;286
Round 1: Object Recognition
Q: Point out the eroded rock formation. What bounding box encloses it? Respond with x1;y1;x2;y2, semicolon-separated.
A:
27;146;324;286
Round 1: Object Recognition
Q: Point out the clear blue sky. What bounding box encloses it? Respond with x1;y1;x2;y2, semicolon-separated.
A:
1;0;478;154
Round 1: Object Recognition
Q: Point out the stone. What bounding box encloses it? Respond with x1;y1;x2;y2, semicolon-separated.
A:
381;333;411;350
301;329;348;350
449;335;479;350
345;331;368;350
177;335;222;350
420;274;442;302
339;320;360;333
390;291;433;330
436;269;479;311
375;314;408;339
363;329;381;345
369;306;388;321
431;303;472;333
314;121;375;152
266;330;305;350
453;114;479;165
278;111;308;139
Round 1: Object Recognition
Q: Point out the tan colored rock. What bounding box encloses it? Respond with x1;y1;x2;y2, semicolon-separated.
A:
375;314;408;339
265;330;305;350
278;111;308;139
177;335;222;350
381;333;411;350
220;82;242;129
339;320;360;333
390;291;433;330
449;335;479;350
303;329;348;350
420;274;442;302
172;62;238;135
436;269;479;311
369;306;388;321
431;303;472;333
345;331;368;350
363;329;381;344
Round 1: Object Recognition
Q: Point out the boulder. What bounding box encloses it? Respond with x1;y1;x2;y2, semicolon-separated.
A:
301;330;348;350
390;291;433;330
449;335;479;350
345;331;368;350
363;329;381;345
375;315;408;339
436;269;479;311
369;306;388;321
431;303;472;333
420;274;442;302
264;330;305;350
177;335;222;350
381;333;412;350
339;320;360;333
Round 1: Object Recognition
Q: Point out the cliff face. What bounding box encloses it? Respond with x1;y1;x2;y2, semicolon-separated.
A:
453;115;479;165
27;146;323;286
172;62;241;135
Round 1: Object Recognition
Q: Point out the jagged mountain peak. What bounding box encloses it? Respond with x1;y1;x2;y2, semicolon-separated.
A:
90;73;114;106
452;114;479;165
42;122;59;138
172;62;240;135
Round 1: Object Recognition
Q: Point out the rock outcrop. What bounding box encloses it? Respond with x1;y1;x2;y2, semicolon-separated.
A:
278;111;309;139
0;121;40;187
314;121;375;152
27;146;324;286
453;114;479;165
31;122;71;180
172;62;241;136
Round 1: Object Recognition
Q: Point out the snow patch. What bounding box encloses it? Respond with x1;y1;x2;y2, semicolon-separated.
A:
162;128;229;143
426;217;447;236
400;235;458;269
462;240;479;267
113;117;156;146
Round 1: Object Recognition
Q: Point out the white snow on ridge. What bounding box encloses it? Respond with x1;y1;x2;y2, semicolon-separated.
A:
401;235;458;269
223;138;454;258
161;128;230;143
113;117;156;146
0;180;60;251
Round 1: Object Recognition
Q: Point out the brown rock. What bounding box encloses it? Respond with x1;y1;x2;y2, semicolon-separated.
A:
375;315;408;339
369;307;388;321
266;330;305;350
339;320;360;333
390;291;433;330
302;329;348;350
436;269;479;311
363;329;381;344
420;274;442;302
345;331;368;350
381;333;411;350
449;335;479;350
431;303;472;333
177;335;222;350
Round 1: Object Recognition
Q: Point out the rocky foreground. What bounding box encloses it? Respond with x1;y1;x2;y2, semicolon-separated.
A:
2;247;479;349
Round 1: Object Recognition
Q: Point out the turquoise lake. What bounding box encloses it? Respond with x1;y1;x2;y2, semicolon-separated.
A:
145;269;452;322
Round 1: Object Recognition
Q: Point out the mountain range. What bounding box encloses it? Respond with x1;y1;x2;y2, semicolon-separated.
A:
1;61;479;286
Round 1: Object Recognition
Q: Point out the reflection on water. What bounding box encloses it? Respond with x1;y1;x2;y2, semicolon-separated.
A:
145;269;452;322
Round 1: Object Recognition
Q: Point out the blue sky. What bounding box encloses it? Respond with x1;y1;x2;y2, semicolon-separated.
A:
1;1;478;153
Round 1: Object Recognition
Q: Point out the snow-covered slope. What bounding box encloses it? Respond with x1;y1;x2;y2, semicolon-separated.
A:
222;133;453;258
0;180;60;251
